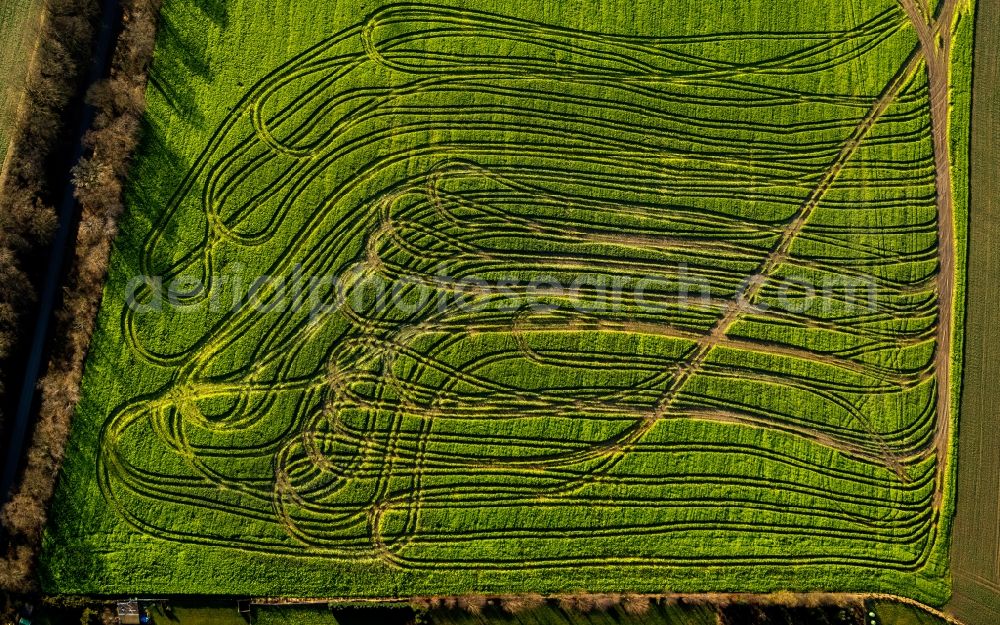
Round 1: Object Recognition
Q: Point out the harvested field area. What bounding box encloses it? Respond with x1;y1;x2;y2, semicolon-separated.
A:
0;0;43;169
946;0;1000;621
42;0;975;604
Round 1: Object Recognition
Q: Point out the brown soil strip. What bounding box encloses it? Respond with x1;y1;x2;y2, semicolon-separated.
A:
896;0;960;512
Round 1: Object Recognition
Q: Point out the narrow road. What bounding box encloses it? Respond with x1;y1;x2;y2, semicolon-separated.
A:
0;0;122;503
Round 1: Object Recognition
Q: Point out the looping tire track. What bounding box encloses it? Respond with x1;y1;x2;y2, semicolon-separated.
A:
91;0;967;587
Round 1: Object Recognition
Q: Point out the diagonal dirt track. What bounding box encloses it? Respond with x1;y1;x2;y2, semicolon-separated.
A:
490;36;939;488
585;0;966;496
622;39;934;475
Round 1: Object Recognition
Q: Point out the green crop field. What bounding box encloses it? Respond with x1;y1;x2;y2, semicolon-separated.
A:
872;601;950;625
42;0;976;605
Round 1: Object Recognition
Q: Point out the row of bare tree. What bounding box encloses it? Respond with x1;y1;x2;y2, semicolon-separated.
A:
0;0;98;447
409;591;862;617
0;0;162;594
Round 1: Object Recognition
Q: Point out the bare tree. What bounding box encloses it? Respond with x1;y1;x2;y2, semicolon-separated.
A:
0;0;161;593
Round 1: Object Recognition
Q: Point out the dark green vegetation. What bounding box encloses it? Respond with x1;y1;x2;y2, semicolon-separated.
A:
42;0;975;604
147;602;256;625
946;0;1000;621
873;601;949;625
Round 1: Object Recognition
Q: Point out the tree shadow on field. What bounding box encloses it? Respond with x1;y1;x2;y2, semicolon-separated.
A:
147;0;230;130
114;114;193;282
157;0;216;80
193;0;228;29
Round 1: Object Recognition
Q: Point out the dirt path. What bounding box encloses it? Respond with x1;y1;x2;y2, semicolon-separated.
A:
896;0;961;512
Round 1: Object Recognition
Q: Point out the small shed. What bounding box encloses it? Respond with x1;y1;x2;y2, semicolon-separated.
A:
117;601;141;625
